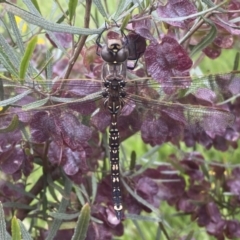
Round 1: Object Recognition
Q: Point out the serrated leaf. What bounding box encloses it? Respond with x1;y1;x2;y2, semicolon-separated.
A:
0;89;33;106
93;0;108;18
19;36;38;83
11;216;21;240
0;202;7;240
0;115;19;133
69;0;78;22
190;18;217;57
71;203;90;240
18;220;33;240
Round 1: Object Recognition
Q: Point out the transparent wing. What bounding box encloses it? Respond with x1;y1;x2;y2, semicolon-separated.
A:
0;71;238;147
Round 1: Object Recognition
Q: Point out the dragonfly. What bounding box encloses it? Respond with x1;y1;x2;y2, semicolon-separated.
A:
0;27;237;220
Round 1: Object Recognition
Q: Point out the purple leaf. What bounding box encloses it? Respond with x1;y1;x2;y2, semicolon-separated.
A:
225;220;240;238
127;32;147;60
203;46;221;59
214;35;234;48
0;146;24;174
144;36;192;86
157;0;197;28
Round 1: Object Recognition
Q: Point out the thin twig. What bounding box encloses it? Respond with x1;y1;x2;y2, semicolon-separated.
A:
64;0;92;79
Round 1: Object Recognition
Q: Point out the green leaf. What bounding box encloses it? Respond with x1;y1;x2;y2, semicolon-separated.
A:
11;216;21;240
125;213;162;222
114;0;130;19
45;178;72;240
22;97;49;110
0;202;7;240
71;203;91;240
185;230;194;240
0;31;20;72
18;220;33;240
129;150;136;171
0;89;33;106
19;36;38;83
93;0;108;18
0;115;19;133
233;52;240;71
190;18;217;57
8;13;25;54
3;202;35;210
121;14;131;31
68;0;78;22
29;0;41;14
49;212;80;220
0;49;19;77
3;3;103;35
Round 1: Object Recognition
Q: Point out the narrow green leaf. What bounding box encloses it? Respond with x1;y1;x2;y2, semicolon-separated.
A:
49;212;80;220
0;49;19;77
0;202;7;240
3;3;103;35
57;10;69;24
93;0;108;18
22;97;49;110
71;203;91;240
29;0;41;14
68;0;78;22
91;175;97;203
185;230;194;240
74;185;85;206
190;18;217;57
5;181;36;199
0;115;19;133
0;79;3;101
233;52;240;71
19;36;38;83
45;178;72;240
121;14;131;31
0;32;20;71
114;0;129;19
126;213;162;222
18;220;33;240
129;150;136;171
11;216;21;240
8;13;25;54
0;89;33;106
3;202;35;210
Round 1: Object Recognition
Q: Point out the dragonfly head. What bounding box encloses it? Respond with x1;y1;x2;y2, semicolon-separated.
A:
107;39;123;53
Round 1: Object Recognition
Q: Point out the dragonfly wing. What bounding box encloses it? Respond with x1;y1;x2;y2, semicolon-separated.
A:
122;93;234;145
